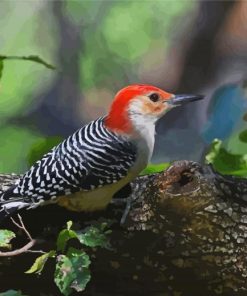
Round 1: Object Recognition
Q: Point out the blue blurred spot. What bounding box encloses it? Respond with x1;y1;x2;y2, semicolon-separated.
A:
202;84;247;143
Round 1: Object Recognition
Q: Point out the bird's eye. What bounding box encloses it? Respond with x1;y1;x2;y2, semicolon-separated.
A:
149;93;159;102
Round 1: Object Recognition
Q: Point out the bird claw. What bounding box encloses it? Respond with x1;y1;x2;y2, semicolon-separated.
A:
110;198;128;205
110;197;132;226
120;197;132;226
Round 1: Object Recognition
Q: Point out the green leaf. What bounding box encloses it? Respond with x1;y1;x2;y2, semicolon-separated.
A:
66;221;73;230
25;250;56;274
76;223;111;248
0;59;4;81
0;55;55;70
239;129;247;143
54;250;91;295
68;249;91;292
56;221;77;252
54;255;74;296
57;220;112;252
0;229;16;249
141;163;170;175
66;247;91;267
205;139;247;176
0;290;27;296
205;139;222;164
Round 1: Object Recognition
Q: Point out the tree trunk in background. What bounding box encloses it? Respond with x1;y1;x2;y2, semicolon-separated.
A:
16;1;84;137
177;1;235;92
155;1;236;163
1;161;247;295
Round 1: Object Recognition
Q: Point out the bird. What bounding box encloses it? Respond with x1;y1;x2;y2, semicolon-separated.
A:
0;84;203;222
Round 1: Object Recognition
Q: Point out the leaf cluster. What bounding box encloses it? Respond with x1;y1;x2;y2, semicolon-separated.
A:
6;220;111;296
205;138;247;177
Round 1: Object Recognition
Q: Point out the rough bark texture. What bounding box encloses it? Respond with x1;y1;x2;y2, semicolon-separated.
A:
1;161;247;295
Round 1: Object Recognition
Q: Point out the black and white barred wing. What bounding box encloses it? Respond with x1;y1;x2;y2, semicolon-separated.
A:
1;118;137;206
54;117;137;191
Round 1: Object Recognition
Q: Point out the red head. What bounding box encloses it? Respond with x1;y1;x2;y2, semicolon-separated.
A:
104;84;173;134
104;84;204;136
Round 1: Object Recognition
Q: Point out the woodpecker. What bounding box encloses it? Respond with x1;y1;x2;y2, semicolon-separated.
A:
0;84;203;221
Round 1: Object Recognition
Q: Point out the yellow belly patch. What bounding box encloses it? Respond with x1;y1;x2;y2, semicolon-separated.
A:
57;190;113;212
56;169;141;212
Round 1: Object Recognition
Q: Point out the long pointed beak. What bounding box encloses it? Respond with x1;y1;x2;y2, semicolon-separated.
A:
169;94;204;106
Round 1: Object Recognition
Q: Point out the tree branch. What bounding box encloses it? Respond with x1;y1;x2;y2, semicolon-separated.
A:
1;161;247;294
0;214;42;257
0;240;36;257
10;214;33;241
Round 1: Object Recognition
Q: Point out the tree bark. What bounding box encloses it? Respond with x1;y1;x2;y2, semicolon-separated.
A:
1;161;247;295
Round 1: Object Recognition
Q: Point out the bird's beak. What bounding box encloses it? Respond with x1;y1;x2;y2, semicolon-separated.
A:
169;94;204;106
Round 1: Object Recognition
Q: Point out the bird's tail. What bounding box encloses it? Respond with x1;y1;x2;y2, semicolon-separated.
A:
0;187;28;223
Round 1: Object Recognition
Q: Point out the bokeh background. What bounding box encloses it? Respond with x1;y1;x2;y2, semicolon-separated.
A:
0;0;247;174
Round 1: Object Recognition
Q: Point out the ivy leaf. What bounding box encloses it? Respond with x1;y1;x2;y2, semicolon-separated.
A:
76;223;111;248
239;129;247;143
205;139;222;164
205;139;247;176
0;55;55;70
0;229;16;249
67;248;91;292
54;248;91;295
54;255;74;296
66;247;91;267
56;221;77;252
25;250;56;274
0;290;27;296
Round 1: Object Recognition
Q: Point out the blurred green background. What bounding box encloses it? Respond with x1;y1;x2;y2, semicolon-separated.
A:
0;0;247;175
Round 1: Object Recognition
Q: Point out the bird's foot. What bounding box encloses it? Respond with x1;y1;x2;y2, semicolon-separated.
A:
110;198;128;206
120;196;132;226
110;197;132;226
